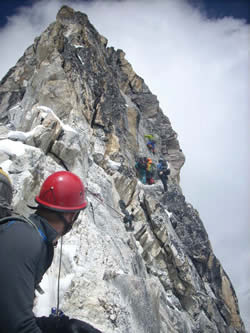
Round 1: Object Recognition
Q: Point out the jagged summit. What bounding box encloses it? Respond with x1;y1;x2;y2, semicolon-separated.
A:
0;5;245;333
0;5;184;183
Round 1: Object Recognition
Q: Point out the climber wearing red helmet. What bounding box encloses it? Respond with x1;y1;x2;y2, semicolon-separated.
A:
0;171;102;333
35;171;87;236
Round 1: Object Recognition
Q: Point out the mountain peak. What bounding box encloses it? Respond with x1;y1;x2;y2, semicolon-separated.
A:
0;5;245;333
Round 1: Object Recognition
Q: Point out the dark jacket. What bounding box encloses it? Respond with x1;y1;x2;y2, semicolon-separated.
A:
0;214;58;333
157;162;170;177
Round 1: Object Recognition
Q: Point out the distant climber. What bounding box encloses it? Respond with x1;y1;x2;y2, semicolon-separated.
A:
0;171;102;333
123;208;135;231
0;167;13;218
119;200;135;231
144;134;156;154
157;158;170;192
135;157;147;184
146;157;155;185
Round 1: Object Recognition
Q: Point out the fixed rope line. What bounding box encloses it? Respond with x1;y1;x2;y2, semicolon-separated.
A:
86;188;124;219
56;236;63;316
89;202;96;224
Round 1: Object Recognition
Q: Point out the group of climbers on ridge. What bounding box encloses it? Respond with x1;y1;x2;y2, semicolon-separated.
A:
135;156;170;192
0;128;170;331
135;134;171;193
135;157;155;185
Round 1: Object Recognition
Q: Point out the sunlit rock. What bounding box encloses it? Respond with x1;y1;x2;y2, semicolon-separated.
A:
0;5;245;333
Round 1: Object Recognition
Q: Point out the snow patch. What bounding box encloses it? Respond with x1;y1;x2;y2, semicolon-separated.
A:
165;209;172;218
0;159;12;171
37;106;77;134
9;104;21;112
77;53;84;65
106;159;121;171
0;139;26;156
7;126;44;142
73;44;84;48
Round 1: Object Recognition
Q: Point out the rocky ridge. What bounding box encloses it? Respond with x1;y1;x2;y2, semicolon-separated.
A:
0;6;245;333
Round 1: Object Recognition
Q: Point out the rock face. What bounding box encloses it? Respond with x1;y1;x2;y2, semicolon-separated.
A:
0;6;245;333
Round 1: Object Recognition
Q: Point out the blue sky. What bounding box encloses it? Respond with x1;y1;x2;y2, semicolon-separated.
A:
0;0;249;27
189;0;249;22
0;0;249;329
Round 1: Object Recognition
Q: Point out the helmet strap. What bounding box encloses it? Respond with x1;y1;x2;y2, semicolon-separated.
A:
56;212;72;236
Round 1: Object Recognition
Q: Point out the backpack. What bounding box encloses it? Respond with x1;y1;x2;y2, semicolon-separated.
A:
0;215;41;232
118;200;127;212
137;157;147;170
0;215;48;246
146;158;152;171
149;178;155;185
161;160;168;172
0;214;49;294
144;134;155;141
123;212;131;224
157;160;169;175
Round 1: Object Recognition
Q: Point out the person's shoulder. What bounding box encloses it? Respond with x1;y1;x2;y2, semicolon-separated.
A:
3;218;41;242
0;218;43;258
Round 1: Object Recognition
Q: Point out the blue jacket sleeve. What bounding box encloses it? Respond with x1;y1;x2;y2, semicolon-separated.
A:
0;222;43;332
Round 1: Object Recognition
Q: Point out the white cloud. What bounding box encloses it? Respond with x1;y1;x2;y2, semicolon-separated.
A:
0;0;249;328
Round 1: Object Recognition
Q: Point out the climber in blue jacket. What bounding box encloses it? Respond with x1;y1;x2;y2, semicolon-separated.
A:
0;171;102;333
157;158;170;192
144;134;156;154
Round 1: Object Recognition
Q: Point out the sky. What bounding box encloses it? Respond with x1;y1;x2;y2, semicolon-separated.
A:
0;0;249;329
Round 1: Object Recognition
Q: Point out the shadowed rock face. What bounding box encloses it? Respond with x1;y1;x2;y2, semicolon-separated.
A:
0;5;245;333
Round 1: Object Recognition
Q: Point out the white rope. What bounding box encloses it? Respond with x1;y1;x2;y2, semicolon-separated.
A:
56;236;63;315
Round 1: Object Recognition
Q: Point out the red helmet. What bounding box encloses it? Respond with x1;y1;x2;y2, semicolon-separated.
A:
35;171;87;212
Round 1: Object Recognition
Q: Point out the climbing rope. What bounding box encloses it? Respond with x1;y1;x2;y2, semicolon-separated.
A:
86;188;124;218
89;202;96;224
56;236;63;316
